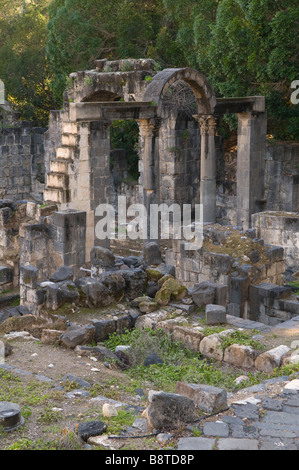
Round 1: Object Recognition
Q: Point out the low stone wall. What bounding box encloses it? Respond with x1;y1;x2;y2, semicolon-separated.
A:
252;211;299;270
249;283;299;326
165;225;286;291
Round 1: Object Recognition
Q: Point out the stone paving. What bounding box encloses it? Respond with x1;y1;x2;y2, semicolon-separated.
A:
179;375;299;450
1;359;299;450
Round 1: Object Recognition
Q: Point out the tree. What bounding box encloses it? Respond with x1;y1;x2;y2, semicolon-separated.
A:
0;0;57;126
163;0;299;140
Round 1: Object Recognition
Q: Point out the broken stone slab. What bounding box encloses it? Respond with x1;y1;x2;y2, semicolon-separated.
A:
120;268;148;300
146;391;198;431
135;310;169;330
223;343;258;368
255;345;291;373
0;313;67;336
45;281;80;310
91;318;116;342
205;304;227;325
175;382;228;413
139;300;159;313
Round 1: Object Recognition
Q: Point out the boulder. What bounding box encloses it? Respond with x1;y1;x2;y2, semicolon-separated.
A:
45;281;79;310
90;246;115;268
49;266;74;283
146;391;197;430
155;278;188;306
60;324;96;349
119;268;147;300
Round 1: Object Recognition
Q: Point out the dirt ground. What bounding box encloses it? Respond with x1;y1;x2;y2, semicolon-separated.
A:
1;319;299;451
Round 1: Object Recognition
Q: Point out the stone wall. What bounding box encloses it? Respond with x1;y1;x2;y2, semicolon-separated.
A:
0;106;46;201
252;212;299;270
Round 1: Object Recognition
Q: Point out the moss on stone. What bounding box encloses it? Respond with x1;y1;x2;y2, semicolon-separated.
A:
146;269;163;281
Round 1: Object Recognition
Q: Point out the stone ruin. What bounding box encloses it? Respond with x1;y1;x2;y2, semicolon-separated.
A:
0;58;299;353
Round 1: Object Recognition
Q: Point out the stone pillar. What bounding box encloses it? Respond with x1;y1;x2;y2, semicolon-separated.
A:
137;118;159;241
194;115;217;223
236;112;267;229
89;120;112;249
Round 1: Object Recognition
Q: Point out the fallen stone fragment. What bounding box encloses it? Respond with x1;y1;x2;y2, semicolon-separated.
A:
77;420;107;442
255;345;290;373
146;391;197;431
223;343;258;368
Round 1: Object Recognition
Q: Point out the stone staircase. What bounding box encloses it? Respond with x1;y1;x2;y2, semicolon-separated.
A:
43;122;78;205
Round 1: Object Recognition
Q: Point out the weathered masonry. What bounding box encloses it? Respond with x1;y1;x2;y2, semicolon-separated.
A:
0;59;298;329
42;59;268;255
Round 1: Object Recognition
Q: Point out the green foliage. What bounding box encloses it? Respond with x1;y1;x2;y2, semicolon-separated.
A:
110;120;140;180
0;0;57;125
162;0;299;140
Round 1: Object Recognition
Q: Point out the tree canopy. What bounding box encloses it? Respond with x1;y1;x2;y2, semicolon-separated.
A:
0;0;297;138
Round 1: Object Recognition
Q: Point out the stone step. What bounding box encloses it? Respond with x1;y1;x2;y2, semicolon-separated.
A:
61;133;77;147
56;146;75;160
49;159;72;174
46;173;69;190
43;187;70;204
62;122;78;135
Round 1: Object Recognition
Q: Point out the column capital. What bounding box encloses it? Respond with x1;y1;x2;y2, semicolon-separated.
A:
137;118;160;138
193;114;217;135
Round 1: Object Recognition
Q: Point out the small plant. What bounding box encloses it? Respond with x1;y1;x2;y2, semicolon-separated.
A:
219;330;266;352
84;76;94;87
37;407;63;425
120;60;134;72
145;75;153;82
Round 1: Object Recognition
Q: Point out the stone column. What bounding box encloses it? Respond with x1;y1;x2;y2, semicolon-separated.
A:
137;118;159;241
194;114;217;223
89;120;112;250
236;112;267;229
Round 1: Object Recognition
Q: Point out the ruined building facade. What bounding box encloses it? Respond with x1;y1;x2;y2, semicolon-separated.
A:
0;59;298;326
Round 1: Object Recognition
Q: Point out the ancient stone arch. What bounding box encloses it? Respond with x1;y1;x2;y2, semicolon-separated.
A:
44;59;267;259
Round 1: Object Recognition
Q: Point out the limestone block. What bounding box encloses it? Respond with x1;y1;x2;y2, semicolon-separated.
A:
255;345;290;373
172;326;204;352
199;329;234;362
223;344;258;368
175;382;228;413
205;304;227;325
